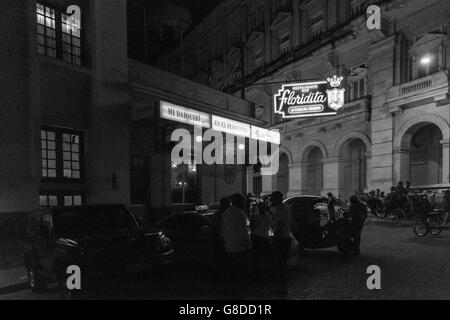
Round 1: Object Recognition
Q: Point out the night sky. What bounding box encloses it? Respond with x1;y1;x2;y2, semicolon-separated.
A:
146;0;223;29
127;0;223;63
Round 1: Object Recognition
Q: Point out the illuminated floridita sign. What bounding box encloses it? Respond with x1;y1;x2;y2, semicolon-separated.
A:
274;75;345;118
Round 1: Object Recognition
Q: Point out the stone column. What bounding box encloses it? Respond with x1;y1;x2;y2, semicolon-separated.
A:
392;148;409;184
287;162;306;197
246;167;254;194
368;36;395;192
364;151;372;192
441;139;450;184
261;167;276;195
322;157;340;196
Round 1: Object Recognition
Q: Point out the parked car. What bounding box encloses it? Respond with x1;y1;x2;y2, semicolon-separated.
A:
24;204;173;292
157;212;218;269
284;195;344;222
283;195;356;255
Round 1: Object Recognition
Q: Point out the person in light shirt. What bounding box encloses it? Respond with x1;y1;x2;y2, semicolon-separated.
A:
221;193;251;296
221;193;251;254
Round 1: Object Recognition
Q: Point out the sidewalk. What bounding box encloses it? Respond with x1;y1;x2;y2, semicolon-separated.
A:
0;267;28;295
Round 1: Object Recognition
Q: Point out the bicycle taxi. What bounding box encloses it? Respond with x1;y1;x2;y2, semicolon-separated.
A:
411;189;450;237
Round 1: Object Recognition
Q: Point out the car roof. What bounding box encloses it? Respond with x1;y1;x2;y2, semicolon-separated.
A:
158;211;211;223
284;195;325;201
43;204;128;214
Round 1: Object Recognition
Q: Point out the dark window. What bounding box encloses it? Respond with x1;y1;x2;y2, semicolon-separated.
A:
36;3;83;66
359;78;365;98
353;81;358;99
131;157;149;204
311;13;324;25
41;126;84;181
253;176;262;196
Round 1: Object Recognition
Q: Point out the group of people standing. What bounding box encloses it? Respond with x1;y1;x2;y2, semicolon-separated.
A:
326;192;367;256
212;191;292;295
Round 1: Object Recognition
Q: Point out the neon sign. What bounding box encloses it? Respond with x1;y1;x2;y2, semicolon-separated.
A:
274;75;345;118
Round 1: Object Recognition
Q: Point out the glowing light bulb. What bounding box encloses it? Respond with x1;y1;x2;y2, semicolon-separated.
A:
420;56;432;65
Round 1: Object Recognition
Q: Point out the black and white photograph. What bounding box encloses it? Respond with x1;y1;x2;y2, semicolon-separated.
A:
1;0;450;306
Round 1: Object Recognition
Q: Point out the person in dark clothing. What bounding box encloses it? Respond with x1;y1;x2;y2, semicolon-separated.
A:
270;191;292;295
326;192;337;222
405;181;410;192
250;200;272;280
348;195;367;256
384;186;396;213
211;197;230;280
212;197;231;241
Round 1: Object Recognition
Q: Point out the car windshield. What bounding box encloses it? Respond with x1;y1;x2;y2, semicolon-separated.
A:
53;205;137;238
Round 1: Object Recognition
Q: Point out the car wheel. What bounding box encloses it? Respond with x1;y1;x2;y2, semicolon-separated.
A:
337;238;354;256
412;219;428;237
27;265;47;293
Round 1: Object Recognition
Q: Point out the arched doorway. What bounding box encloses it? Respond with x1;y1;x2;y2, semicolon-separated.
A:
304;147;323;195
409;124;442;185
339;139;367;201
277;153;289;196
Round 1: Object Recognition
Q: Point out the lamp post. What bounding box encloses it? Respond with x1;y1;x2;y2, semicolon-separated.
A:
420;54;449;101
419;54;448;76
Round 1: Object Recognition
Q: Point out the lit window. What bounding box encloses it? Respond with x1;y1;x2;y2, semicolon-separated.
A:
36;3;83;66
62;13;82;66
41;130;57;178
36;3;56;58
62;133;81;179
64;195;82;206
41;127;84;180
39;194;83;208
39;195;58;208
171;163;198;204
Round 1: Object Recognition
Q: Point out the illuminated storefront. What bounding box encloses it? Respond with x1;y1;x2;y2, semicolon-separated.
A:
129;62;278;217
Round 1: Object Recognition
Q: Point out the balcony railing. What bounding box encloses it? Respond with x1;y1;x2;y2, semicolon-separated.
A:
386;71;449;107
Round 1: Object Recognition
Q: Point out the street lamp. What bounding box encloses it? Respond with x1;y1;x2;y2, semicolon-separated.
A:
419;54;448;76
420;54;450;102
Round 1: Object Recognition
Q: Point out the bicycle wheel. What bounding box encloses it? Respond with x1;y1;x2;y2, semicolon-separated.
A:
391;208;406;226
429;217;443;236
412;219;428;237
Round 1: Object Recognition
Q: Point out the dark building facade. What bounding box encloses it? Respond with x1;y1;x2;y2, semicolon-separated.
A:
0;0;263;223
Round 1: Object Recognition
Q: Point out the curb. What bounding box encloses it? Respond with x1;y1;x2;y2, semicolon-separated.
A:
0;282;28;296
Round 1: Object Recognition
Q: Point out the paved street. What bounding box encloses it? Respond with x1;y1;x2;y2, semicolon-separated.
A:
2;222;450;300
